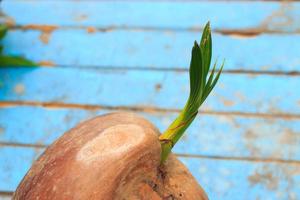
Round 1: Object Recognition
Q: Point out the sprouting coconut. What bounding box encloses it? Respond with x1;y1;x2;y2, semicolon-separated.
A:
13;22;224;200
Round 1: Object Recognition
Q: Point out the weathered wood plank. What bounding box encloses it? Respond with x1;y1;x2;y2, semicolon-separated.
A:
1;1;299;199
2;1;300;33
1;67;300;115
180;157;300;200
1;146;299;200
1;106;300;161
2;29;300;72
0;146;44;193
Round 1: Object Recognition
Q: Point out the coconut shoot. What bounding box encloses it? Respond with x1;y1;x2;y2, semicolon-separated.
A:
159;22;224;163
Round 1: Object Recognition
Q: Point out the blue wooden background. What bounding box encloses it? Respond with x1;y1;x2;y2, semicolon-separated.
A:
1;1;300;199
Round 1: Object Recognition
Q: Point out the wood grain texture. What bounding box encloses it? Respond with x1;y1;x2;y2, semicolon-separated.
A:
1;106;300;161
2;1;300;33
2;29;300;72
0;146;299;200
1;67;299;115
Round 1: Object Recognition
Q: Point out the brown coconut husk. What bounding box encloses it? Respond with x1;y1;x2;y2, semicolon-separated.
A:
13;112;208;200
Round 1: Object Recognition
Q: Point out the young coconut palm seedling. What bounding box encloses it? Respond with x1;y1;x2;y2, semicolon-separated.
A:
14;22;223;200
159;22;223;164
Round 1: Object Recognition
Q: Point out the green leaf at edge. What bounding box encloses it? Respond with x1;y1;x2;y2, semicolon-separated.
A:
0;24;7;40
0;55;38;67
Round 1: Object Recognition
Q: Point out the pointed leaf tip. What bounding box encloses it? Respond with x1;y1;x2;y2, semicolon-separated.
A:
194;40;199;46
205;21;211;30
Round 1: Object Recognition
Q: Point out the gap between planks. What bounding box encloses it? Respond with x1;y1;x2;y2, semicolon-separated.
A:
1;141;300;165
1;101;300;120
9;24;300;36
34;64;300;77
0;191;13;197
2;65;300;77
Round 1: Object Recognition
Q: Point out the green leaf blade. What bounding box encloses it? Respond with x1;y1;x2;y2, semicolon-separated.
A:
0;55;38;67
200;22;212;79
0;25;7;40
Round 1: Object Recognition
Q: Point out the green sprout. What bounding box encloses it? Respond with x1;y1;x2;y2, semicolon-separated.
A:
0;24;37;67
159;22;224;164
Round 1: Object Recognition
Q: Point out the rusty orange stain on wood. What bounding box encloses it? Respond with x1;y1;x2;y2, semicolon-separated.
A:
243;127;261;157
248;165;300;193
22;24;58;32
259;2;295;32
155;84;162;91
4;16;16;27
38;60;56;67
248;169;278;190
222;99;235;107
39;33;51;44
219;29;262;38
86;26;97;33
23;25;58;44
279;129;299;145
14;83;25;95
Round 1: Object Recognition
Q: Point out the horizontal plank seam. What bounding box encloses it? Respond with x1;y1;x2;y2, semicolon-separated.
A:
0;141;47;148
176;153;300;165
0;191;14;199
1;101;300;120
55;65;300;77
2;66;300;77
0;191;13;196
9;25;300;35
1;142;300;165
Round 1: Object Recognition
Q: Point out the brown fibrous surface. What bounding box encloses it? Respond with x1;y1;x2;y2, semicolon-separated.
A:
13;112;208;200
